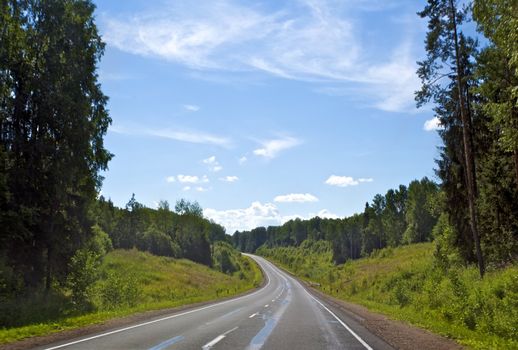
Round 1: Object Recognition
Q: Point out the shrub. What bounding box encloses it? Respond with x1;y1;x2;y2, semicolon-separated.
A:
66;225;113;311
96;271;140;310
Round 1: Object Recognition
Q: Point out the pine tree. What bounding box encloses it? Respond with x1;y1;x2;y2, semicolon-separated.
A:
417;0;485;277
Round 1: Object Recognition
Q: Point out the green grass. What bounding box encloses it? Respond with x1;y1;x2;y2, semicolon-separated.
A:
258;241;518;350
0;249;262;344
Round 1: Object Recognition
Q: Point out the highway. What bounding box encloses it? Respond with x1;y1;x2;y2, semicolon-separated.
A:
36;255;394;350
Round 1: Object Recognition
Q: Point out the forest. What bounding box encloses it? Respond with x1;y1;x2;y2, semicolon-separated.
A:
0;0;239;321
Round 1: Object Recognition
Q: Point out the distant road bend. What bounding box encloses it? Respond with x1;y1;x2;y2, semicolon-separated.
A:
38;255;393;350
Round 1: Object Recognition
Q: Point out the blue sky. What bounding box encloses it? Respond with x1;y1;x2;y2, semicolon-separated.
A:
94;0;442;233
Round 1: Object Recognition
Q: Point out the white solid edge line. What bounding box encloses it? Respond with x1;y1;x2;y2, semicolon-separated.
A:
259;256;372;350
44;261;271;350
303;289;373;350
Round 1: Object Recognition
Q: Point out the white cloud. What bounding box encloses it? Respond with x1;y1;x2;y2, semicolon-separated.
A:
424;117;442;131
274;193;319;203
238;156;247;164
174;174;209;184
314;209;340;220
220;176;239;183
325;175;373;187
183;186;191;191
196;186;210;192
184;104;200;112
253;136;301;159
204;201;342;233
166;176;176;183
204;201;282;233
103;0;421;113
202;156;223;172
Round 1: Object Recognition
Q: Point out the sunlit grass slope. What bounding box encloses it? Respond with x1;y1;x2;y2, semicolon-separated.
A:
258;241;518;350
0;248;262;344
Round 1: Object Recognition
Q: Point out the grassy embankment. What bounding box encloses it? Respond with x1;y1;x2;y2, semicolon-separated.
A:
257;241;517;350
0;247;262;344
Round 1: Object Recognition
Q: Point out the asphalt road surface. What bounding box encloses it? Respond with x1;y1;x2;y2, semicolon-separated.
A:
36;255;394;350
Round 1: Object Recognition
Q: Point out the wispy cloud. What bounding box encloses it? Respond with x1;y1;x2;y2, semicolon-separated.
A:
253;136;301;159
182;184;211;192
202;156;223;172
110;124;231;147
220;176;239;183
238;156;247;164
423;117;442;131
150;129;231;147
325;175;373;187
195;186;210;192
274;193;318;203
102;0;422;113
184;104;200;112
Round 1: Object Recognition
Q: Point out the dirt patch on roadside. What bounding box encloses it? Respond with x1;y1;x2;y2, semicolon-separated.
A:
307;286;464;350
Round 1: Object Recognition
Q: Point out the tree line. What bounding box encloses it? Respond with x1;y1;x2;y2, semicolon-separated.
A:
233;177;441;264
234;0;518;275
94;196;228;266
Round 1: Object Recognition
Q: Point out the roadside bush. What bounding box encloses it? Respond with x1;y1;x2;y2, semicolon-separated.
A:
212;242;239;274
67;249;100;311
137;225;180;257
96;271;140;310
66;225;113;311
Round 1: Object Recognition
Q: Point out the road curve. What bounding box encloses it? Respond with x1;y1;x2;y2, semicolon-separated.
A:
35;255;394;350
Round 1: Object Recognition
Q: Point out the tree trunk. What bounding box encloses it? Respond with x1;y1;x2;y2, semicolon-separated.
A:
450;0;485;278
514;150;518;193
45;244;52;293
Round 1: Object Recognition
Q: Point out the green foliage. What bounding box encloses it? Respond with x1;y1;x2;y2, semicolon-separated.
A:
212;242;239;274
403;178;439;244
66;225;113;311
67;249;100;312
174;199;203;217
95;271;140;310
94;195;215;267
136;224;181;258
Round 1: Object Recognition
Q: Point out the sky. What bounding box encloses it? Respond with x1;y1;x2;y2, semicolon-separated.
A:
94;0;443;234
